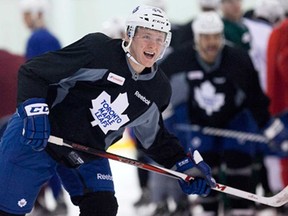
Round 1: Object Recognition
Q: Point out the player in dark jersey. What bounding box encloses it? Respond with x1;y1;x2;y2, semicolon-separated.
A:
160;11;288;216
0;5;216;216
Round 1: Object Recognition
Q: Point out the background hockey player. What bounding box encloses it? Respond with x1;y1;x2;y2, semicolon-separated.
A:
266;8;288;214
0;5;216;216
220;0;251;51
160;11;288;216
20;0;61;60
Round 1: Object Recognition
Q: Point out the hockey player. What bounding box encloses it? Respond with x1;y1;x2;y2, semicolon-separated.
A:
20;0;61;60
243;0;285;91
267;17;288;215
242;2;286;211
0;5;216;216
160;11;288;216
220;0;251;51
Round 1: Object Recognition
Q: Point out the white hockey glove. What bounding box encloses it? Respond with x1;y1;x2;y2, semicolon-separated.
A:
263;118;288;152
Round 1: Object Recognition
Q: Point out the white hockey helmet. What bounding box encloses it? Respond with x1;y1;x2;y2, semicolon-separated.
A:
125;5;171;44
278;0;288;14
19;0;49;15
143;0;167;11
254;0;285;24
198;0;220;9
192;11;224;35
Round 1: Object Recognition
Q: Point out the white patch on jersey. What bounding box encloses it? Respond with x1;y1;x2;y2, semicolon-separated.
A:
191;136;202;149
213;77;226;84
107;72;125;86
194;81;225;116
90;91;129;134
187;70;204;80
242;32;251;44
18;198;27;207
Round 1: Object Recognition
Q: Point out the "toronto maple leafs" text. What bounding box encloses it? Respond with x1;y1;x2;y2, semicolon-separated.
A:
95;99;123;127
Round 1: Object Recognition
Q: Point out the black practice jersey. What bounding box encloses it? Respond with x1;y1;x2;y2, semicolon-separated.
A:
18;33;186;168
160;43;270;128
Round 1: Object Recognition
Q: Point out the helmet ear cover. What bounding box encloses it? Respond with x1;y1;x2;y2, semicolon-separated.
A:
127;25;136;39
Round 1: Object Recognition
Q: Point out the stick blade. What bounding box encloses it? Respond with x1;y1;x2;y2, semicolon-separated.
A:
213;183;288;207
268;185;288;207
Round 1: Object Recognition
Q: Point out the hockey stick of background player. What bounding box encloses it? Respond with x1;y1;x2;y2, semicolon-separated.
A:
175;123;269;143
48;135;288;207
175;123;288;151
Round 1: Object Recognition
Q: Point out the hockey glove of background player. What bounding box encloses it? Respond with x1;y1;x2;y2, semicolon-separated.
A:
174;149;216;196
17;98;50;151
263;118;288;152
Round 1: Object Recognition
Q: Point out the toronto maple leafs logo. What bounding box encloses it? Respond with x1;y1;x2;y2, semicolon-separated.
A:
90;91;130;134
194;81;225;115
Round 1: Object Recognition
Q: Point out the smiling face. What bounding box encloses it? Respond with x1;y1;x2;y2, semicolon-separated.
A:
127;27;166;73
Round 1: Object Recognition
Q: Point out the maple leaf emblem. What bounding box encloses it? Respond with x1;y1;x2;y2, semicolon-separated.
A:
90;91;130;134
18;198;27;207
194;81;225;115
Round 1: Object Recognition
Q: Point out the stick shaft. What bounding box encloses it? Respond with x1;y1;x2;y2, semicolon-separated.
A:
72;142;193;181
175;123;268;143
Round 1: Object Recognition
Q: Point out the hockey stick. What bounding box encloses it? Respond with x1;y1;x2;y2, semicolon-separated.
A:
175;123;268;143
48;135;288;207
176;124;288;153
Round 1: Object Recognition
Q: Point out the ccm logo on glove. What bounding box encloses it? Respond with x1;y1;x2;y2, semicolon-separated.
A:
17;98;50;151
24;103;49;116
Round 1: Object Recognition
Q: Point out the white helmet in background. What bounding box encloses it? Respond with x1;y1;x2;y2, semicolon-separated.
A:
192;11;224;35
254;0;285;24
101;17;126;39
122;5;172;63
278;0;288;14
198;0;220;10
19;0;49;15
143;0;167;11
192;11;224;62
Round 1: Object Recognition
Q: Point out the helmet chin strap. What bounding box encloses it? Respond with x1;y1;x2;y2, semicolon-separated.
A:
121;38;145;67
